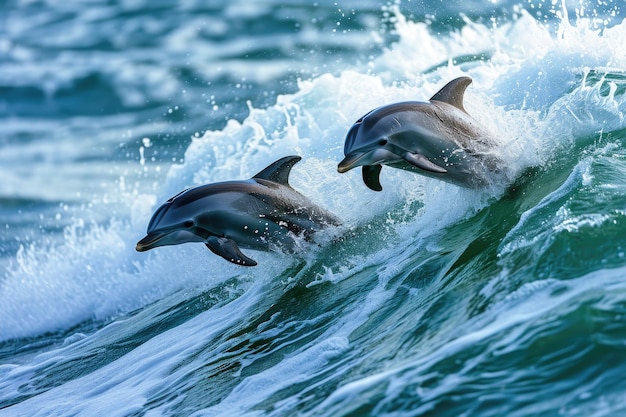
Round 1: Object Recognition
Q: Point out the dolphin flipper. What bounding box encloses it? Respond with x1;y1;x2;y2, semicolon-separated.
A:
429;76;472;113
205;236;257;266
362;165;383;191
253;155;301;186
403;153;447;174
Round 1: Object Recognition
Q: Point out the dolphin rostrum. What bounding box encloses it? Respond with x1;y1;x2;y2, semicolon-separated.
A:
337;76;502;191
136;156;341;266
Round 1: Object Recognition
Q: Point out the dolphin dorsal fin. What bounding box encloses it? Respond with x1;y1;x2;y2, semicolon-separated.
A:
429;76;472;113
252;155;301;186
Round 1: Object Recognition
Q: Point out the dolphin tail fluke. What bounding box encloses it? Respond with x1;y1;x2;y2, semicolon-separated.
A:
362;165;383;191
252;155;301;186
205;237;258;266
403;153;448;174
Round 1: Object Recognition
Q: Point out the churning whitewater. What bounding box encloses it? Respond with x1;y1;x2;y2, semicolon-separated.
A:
2;1;626;416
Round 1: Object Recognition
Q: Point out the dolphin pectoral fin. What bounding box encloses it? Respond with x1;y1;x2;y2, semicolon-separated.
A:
205;237;257;266
252;156;301;186
362;165;383;191
429;76;472;113
403;153;448;174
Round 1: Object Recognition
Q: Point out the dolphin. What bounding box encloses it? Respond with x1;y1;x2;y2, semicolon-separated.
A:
136;156;341;266
337;76;502;191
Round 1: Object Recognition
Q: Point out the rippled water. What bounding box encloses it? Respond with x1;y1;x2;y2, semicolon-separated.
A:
2;1;626;416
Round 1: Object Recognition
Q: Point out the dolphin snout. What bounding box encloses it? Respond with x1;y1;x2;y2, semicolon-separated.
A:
136;237;154;252
337;152;367;173
338;149;401;173
136;228;205;252
136;231;167;252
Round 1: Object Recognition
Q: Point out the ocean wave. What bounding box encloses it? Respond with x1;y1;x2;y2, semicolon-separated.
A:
3;2;626;416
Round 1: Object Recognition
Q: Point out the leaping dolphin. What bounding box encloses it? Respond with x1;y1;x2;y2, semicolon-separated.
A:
136;156;341;266
337;76;502;191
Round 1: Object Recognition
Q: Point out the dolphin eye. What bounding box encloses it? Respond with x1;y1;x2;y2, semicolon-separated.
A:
378;139;388;146
183;220;194;228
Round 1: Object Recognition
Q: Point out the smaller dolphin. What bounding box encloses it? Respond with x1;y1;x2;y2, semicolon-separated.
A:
337;76;502;191
136;156;341;266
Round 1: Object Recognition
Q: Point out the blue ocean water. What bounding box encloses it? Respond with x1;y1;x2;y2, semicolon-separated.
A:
2;0;626;415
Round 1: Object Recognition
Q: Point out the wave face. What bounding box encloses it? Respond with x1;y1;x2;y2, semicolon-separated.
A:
2;1;626;416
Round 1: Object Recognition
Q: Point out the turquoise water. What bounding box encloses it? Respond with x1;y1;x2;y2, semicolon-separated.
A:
2;1;626;416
